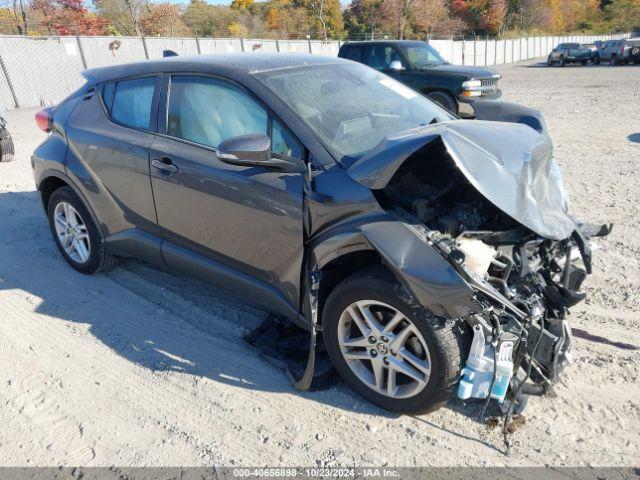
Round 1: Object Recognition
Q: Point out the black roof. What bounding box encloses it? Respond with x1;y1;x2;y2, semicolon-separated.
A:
341;40;427;47
82;52;347;84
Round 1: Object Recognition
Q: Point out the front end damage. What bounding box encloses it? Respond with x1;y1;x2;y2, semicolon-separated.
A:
348;118;611;414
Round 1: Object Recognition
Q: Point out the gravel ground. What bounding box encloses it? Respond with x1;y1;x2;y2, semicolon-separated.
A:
0;59;638;467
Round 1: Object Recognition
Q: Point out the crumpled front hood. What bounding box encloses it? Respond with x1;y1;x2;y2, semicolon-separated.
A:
348;120;577;240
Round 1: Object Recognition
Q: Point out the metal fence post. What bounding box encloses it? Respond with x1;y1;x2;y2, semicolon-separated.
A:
473;37;477;66
240;38;245;52
462;38;465;65
494;37;498;65
511;38;514;63
275;39;280;52
141;36;149;59
195;36;201;54
75;34;88;69
308;38;312;54
0;53;19;109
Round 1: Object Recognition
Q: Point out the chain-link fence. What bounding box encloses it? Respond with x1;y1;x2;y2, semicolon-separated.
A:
0;32;630;110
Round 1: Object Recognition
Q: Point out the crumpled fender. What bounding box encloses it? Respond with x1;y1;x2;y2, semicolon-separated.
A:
347;119;577;241
312;218;478;319
470;99;549;135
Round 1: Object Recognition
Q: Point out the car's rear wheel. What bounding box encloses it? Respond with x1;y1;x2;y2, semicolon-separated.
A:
427;91;458;114
559;55;566;67
610;55;618;66
322;267;470;414
47;187;117;274
593;55;600;65
0;127;14;163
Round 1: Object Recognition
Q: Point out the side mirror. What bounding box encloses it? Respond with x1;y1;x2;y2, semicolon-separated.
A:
217;133;306;173
389;60;405;71
218;133;271;164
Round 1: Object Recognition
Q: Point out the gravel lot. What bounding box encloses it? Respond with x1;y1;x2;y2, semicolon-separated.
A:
0;59;638;467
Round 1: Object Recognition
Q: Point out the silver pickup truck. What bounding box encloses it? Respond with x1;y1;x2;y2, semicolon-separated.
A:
600;38;640;65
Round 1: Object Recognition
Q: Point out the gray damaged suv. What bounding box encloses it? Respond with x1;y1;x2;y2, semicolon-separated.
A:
33;53;609;414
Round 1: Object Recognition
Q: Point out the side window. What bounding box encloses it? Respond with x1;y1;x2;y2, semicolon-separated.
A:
341;46;362;63
366;45;402;70
271;118;304;159
109;77;156;130
168;76;268;149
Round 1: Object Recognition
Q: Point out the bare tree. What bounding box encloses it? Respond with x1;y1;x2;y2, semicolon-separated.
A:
11;0;29;35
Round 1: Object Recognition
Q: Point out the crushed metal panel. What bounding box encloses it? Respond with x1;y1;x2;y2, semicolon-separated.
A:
348;120;577;241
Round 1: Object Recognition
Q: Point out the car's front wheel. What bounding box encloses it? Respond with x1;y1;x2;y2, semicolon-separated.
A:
322;267;470;414
427;91;458;114
547;55;553;66
47;186;117;274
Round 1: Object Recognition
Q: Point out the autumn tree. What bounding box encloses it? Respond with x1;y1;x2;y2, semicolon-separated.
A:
294;0;344;40
32;0;107;34
139;3;189;36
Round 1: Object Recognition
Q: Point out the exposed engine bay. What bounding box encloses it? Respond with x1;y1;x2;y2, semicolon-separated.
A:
370;129;612;426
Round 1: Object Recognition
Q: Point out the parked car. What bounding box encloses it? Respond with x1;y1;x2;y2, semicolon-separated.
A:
630;42;640;64
0;110;14;163
546;43;592;66
32;53;609;414
600;38;640;65
338;40;501;114
581;43;600;64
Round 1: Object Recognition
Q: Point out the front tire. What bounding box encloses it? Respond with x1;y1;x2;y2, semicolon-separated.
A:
559;55;566;67
427;91;458;114
322;267;470;414
610;55;618;66
547;56;553;66
47;187;117;274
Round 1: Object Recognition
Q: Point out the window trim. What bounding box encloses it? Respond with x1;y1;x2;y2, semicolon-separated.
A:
158;72;307;162
97;74;162;134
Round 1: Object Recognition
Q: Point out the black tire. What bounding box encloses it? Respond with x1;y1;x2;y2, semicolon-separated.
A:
0;128;14;163
610;55;618;66
559;55;566;67
47;186;117;274
547;55;553;66
322;267;470;414
593;55;600;65
427;91;458;114
581;60;587;66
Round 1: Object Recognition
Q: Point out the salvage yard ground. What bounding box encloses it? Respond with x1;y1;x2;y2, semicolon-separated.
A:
0;59;638;467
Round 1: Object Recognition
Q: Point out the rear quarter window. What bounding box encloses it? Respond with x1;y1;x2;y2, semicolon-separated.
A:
341;46;362;62
100;77;156;130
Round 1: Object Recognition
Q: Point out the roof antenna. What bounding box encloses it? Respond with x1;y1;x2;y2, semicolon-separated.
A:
163;50;178;58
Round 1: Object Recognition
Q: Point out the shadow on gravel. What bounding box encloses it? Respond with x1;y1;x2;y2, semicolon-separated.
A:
0;189;484;426
0;190;396;418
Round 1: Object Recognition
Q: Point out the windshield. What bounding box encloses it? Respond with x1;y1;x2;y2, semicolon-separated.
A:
400;43;447;68
255;62;454;166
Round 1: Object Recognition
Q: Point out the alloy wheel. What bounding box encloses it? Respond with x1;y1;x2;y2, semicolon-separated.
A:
53;201;91;264
337;300;431;399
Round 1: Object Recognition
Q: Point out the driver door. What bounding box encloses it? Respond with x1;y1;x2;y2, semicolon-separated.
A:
149;74;306;310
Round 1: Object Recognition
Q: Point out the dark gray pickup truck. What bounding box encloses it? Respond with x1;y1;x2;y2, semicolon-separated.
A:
338;40;501;114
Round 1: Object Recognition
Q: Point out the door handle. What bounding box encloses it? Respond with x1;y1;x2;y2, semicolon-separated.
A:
152;157;179;174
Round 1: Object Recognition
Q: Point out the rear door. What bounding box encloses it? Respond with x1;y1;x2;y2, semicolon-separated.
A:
65;76;161;242
149;74;306;309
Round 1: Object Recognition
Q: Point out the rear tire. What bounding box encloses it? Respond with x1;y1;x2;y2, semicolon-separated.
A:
0;128;14;163
559;55;566;67
322;267;470;414
47;187;117;274
610;55;618;66
427;91;458;114
593;55;600;65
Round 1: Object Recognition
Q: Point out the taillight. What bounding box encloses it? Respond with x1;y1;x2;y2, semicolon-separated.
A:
620;46;625;54
35;108;53;132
